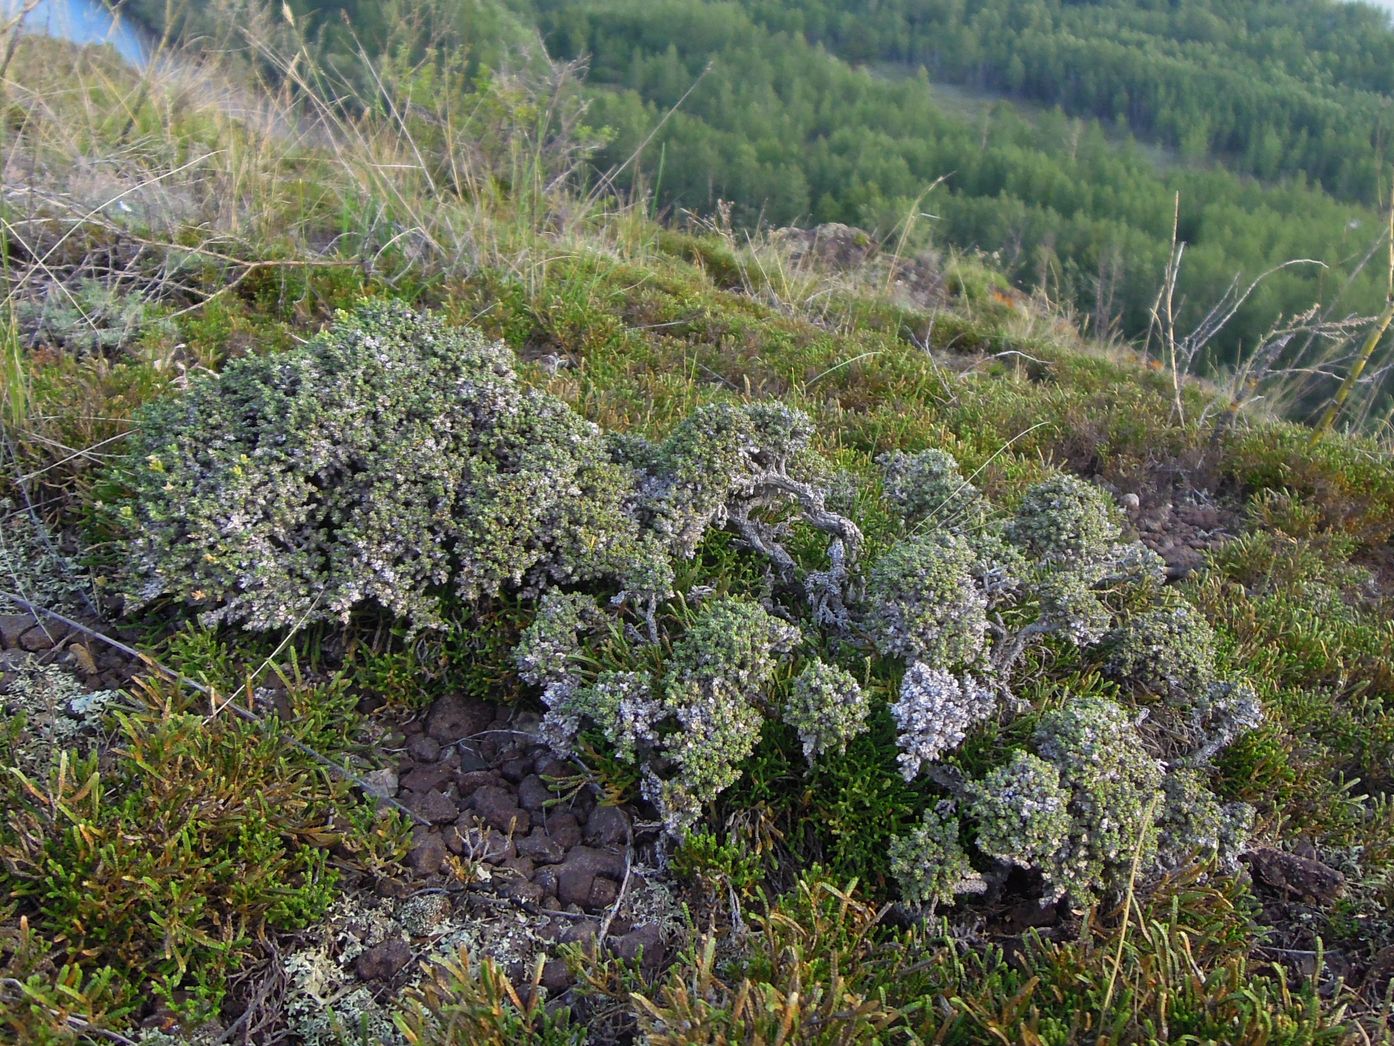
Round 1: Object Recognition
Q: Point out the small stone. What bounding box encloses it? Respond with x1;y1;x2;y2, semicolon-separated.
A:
517;775;554;812
540;959;571;994
406;736;441;762
0;615;35;649
357;692;387;715
517;829;566;864
610;924;663;967
556;847;625;907
457;742;491;773
409;789;460;825
501;757;532;784
556;868;594;908
469;786;530;834
560;921;598;946
1244;847;1346;905
585;805;629;847
535;758;574;781
426;694;495;743
502;880;545;905
354;938;413;981
1362;945;1394;1000
406;829;449;876
457;769;500;794
375;877;410;899
499;855;536;879
399;761;456;796
535;756;572;779
532;866;559;895
544;812;583;849
588;877;619;910
359;768;399;800
18;626;56;653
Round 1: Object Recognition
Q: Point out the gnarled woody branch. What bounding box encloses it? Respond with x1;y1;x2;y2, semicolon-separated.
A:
727;469;864;628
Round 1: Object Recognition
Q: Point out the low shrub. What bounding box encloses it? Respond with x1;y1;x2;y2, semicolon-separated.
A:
114;301;1262;908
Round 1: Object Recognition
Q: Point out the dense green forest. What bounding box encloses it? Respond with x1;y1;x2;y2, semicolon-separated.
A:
132;0;1394;395
525;0;1394;375
739;0;1394;200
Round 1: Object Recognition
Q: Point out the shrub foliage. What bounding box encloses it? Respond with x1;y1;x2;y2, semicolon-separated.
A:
118;301;1261;908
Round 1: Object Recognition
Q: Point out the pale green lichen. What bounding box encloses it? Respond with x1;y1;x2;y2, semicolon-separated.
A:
0;658;119;777
0;498;95;616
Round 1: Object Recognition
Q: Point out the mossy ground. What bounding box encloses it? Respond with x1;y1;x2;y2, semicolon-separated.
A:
3;28;1394;1044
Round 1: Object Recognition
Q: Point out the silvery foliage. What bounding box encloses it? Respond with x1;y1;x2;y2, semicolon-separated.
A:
559;671;662;764
1154;769;1254;874
521;592;800;837
122;299;654;631
639;402;863;627
969;751;1072;874
515;590;600;690
1103;597;1219;701
1003;473;1123;571
892;664;996;781
866;467;1140;690
512;591;599;753
1102;597;1262;766
888;803;986;908
1028;696;1165;904
125;301;863;633
784;659;871;761
878;448;986;531
1184;681;1264;765
646;597;802;835
934;695;1257;906
1034;572;1113;647
1098;541;1168;587
513;591;653;757
864;532;990;668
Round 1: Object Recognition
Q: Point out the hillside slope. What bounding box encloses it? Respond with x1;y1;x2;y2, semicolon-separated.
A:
125;0;1394;420
3;27;1394;1044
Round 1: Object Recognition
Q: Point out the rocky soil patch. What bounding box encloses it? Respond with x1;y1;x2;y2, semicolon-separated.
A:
270;691;685;1042
0;610;140;775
